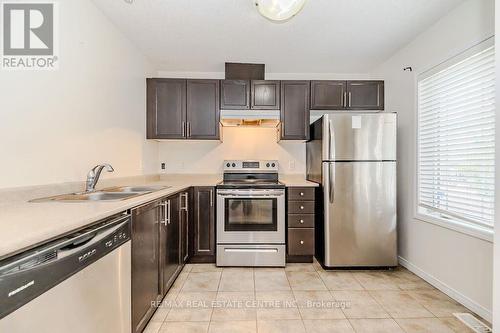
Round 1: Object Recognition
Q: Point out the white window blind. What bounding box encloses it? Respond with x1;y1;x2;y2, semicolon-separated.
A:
417;40;495;229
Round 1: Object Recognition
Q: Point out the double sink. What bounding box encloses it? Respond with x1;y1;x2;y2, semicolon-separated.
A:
32;185;171;202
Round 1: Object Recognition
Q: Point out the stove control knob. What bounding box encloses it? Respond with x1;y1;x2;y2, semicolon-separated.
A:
266;163;270;167
232;163;236;167
226;163;230;167
271;163;276;167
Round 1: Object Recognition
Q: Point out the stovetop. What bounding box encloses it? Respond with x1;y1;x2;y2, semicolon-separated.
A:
218;160;284;189
217;179;285;189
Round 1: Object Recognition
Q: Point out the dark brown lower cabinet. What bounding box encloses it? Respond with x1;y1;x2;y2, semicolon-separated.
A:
131;201;162;333
190;187;216;263
286;187;316;263
159;194;182;296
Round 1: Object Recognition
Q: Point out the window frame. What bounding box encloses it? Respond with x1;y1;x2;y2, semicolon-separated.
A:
414;37;495;242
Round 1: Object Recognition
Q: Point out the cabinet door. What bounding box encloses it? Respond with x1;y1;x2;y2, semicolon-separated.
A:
191;187;216;262
220;80;250;109
310;80;346;109
186;80;220;139
180;191;190;263
160;195;182;296
280;81;310;140
131;201;161;333
251;80;280;109
147;78;186;139
346;81;384;110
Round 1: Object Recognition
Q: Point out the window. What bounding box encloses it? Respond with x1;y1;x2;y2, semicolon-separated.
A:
417;39;495;233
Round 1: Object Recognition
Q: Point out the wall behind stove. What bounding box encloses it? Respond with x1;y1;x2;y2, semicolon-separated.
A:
157;127;305;175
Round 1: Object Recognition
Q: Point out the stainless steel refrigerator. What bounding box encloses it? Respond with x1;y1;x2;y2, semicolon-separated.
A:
307;113;397;268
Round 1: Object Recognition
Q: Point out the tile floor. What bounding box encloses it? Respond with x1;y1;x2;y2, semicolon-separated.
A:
143;262;483;333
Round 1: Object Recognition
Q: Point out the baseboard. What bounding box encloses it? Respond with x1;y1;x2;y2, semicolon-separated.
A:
398;256;492;323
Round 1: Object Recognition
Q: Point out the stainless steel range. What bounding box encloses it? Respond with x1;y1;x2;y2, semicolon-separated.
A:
216;160;285;267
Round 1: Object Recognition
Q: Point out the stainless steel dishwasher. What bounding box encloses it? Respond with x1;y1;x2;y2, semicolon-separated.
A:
0;213;132;333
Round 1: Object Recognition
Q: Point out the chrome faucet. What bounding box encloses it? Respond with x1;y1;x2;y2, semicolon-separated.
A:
85;164;114;192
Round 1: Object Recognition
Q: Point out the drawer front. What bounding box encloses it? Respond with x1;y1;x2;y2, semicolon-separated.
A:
288;187;315;201
288;228;314;255
288;214;314;228
288;201;314;214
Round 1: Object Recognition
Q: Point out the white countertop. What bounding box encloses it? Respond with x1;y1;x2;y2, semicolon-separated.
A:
0;174;316;260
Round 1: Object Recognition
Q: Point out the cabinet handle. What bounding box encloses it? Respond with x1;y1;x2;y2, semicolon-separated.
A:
182;121;186;137
161;200;170;226
343;92;347;108
348;92;352;107
300;219;304;224
300;240;304;245
300;192;304;196
187;122;191;137
180;192;188;211
167;200;171;224
300;205;304;210
209;189;213;207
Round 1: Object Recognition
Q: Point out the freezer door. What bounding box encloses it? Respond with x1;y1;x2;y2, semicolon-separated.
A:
322;161;397;267
322;113;397;161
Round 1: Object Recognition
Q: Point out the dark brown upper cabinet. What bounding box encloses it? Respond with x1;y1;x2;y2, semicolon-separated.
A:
147;78;220;140
186;79;220;139
310;80;346;109
280;81;310;140
251;80;280;109
346;81;384;110
220;80;250;109
147;79;186;139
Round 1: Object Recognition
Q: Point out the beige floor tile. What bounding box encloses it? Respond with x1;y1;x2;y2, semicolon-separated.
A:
167;291;217;321
211;307;257;321
332;291;389;319
407;290;470;317
257;319;306;333
182;272;221;292
439;317;475;332
182;264;194;273
176;291;218;302
160;321;209;333
166;308;213;322
219;269;254;291
293;290;345;319
216;291;255;301
190;264;223;273
208;320;256;333
303;319;355;333
254;270;290;291
351;271;400;291
150;305;170;322
319;271;365;291
170;272;189;291
212;292;257;321
286;271;328;291
143;321;163;333
396;318;457;332
384;269;434;290
257;306;302;320
255;290;296;301
369;291;433;318
255;290;300;320
348;319;404;333
285;263;317;272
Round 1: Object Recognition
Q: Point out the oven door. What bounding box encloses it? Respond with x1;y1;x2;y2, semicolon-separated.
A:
217;189;285;244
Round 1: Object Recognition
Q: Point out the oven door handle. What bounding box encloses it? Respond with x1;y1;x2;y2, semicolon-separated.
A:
217;191;284;197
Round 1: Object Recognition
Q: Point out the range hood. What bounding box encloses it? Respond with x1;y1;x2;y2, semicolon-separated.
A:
220;109;280;128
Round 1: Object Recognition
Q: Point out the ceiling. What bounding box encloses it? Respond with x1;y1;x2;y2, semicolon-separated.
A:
92;0;465;74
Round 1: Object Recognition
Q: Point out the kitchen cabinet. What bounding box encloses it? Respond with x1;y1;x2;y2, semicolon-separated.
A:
286;187;316;263
159;194;182;296
190;187;216;263
251;80;280;109
131;201;162;333
310;80;384;110
310;80;346;110
147;79;186;139
346;81;384;110
186;79;220;139
280;80;310;140
147;78;220;140
220;80;250;109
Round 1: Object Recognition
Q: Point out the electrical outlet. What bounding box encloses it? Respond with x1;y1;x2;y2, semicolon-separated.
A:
160;162;166;173
288;160;295;171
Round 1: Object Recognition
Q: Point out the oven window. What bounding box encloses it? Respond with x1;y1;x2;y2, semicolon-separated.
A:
224;198;277;231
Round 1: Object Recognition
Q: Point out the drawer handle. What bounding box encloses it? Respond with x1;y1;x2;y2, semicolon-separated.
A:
300;219;304;224
300;240;304;245
300;206;304;210
300;192;304;196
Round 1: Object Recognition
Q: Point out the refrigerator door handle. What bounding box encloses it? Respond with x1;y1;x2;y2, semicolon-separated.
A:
328;120;335;160
329;163;335;203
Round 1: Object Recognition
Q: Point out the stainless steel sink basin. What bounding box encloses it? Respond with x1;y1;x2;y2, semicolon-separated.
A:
103;185;170;193
31;191;142;202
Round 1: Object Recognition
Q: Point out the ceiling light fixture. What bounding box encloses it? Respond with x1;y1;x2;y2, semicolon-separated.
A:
254;0;307;22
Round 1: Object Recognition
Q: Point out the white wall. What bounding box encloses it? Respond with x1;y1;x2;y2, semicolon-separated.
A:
0;0;157;189
371;0;495;322
158;127;305;175
493;0;500;328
